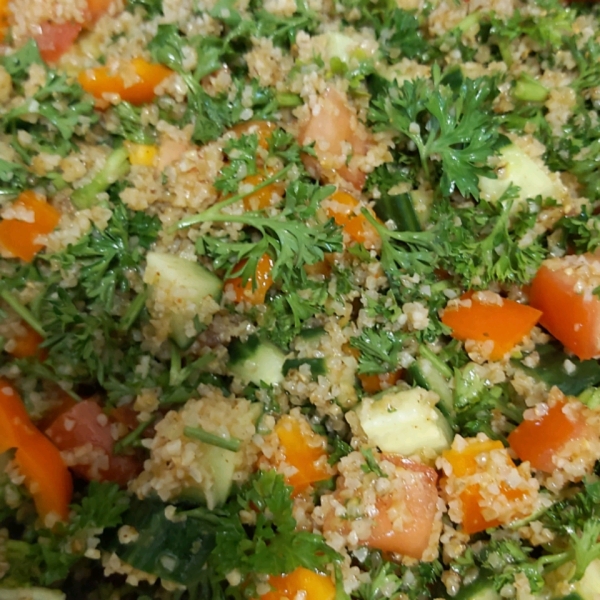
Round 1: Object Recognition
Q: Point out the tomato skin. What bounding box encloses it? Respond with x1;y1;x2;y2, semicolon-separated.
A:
45;399;142;487
530;255;600;360
299;88;369;190
34;22;83;63
367;455;438;558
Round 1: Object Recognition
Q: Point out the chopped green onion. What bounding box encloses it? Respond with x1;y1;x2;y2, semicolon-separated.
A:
183;426;241;452
0;289;45;337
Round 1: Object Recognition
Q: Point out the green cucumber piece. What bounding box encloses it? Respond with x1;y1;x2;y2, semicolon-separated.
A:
104;499;216;587
453;578;500;600
144;252;222;349
576;558;600;600
228;335;286;386
408;356;454;416
354;386;453;456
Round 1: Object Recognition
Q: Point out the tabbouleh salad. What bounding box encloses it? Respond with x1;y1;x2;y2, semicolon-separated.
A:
1;0;600;597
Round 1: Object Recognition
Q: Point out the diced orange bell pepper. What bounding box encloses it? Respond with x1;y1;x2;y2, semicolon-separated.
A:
274;415;333;494
0;191;61;262
530;255;600;360
78;58;172;105
442;439;530;534
441;292;542;360
0;0;10;39
242;172;286;211
324;190;380;250
231;121;277;152
225;253;274;305
86;0;114;21
0;379;72;522
443;439;505;478
261;567;335;600
358;371;402;395
508;398;589;472
7;322;47;360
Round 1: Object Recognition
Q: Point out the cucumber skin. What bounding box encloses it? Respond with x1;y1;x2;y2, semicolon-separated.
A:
228;335;286;386
104;499;217;587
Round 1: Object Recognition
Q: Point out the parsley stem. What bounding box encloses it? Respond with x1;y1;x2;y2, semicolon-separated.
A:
114;416;155;454
276;92;302;108
71;147;130;210
183;426;241;452
119;288;149;332
171;163;293;232
419;345;453;379
0;289;45;337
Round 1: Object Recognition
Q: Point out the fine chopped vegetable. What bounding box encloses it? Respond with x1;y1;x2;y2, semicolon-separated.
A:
1;0;600;597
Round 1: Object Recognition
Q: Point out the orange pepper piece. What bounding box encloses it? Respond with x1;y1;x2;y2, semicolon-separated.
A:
441;292;542;361
0;191;61;262
78;58;172;105
358;371;402;395
324;190;380;250
0;379;72;522
261;567;336;600
7;322;47;360
0;0;10;38
86;0;114;21
274;415;333;494
242;172;286;211
231;121;277;152
442;439;505;478
530;255;600;360
225;253;274;305
508;399;588;472
459;482;526;535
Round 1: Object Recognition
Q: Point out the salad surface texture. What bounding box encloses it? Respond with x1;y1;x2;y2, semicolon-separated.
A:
1;0;600;598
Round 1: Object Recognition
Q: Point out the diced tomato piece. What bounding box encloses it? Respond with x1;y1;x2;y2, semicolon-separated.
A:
299;88;369;190
508;396;589;472
34;22;83;63
367;455;438;558
261;567;335;600
441;291;542;360
45;399;142;487
530;254;600;360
